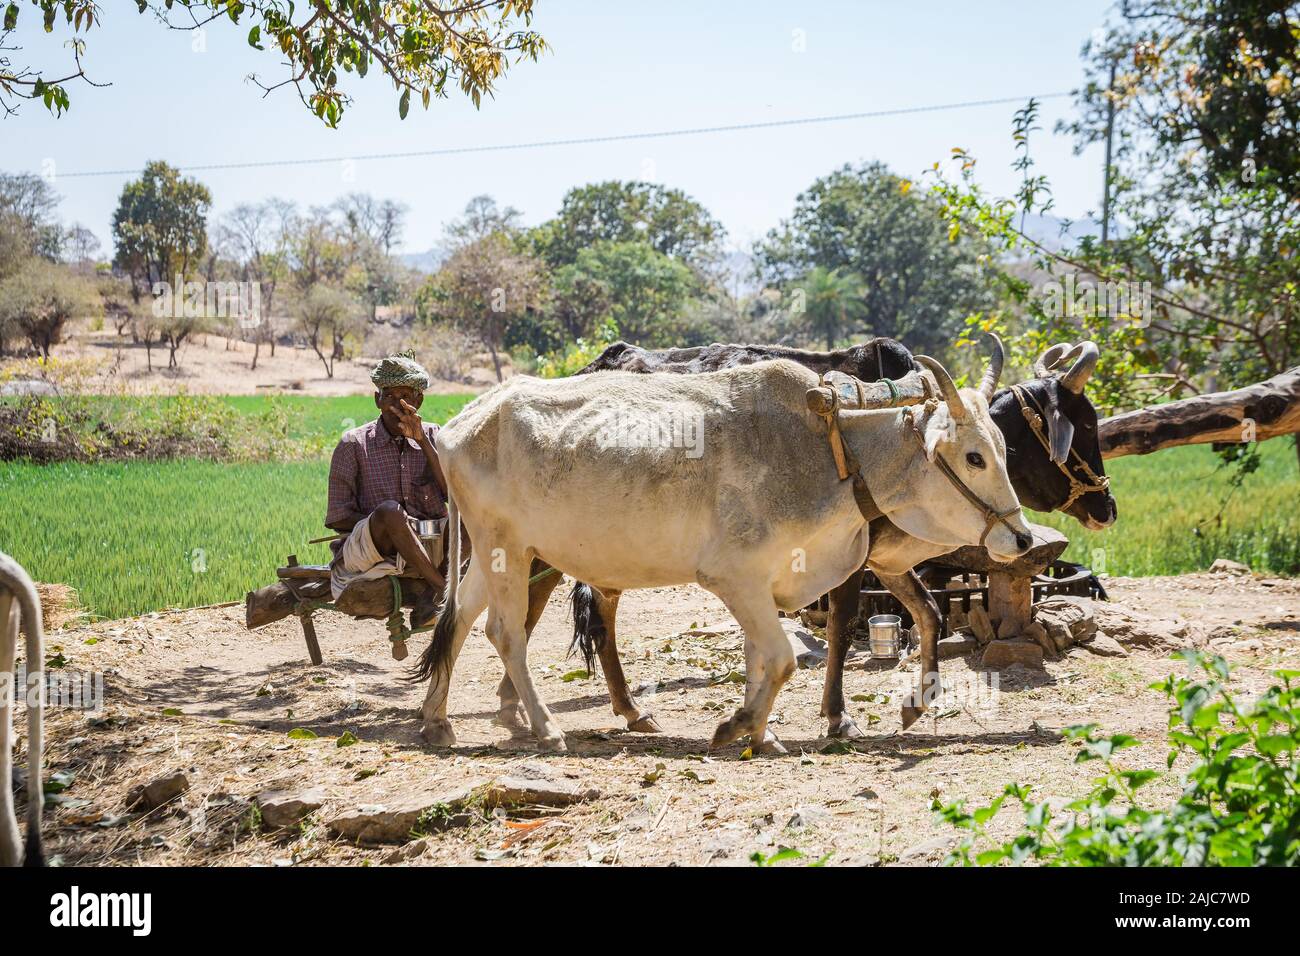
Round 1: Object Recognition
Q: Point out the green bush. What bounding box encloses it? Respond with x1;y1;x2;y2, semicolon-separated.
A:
535;317;620;378
935;651;1300;866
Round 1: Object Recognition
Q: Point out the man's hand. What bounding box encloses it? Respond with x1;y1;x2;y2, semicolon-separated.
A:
395;398;425;442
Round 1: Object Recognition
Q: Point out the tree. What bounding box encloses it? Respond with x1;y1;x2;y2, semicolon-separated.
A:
528;181;726;275
559;240;697;347
96;272;137;338
296;285;364;378
424;231;545;381
923;6;1300;476
0;172;63;265
0;257;96;358
61;223;100;267
334;193;407;255
447;195;523;246
112;161;212;299
1;1;547;125
216;199;296;369
285;206;354;293
1068;1;1300;201
792;266;868;350
755;161;995;354
548;266;612;342
1053;2;1300;395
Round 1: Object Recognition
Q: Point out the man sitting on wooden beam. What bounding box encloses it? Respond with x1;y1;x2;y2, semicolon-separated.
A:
325;349;448;637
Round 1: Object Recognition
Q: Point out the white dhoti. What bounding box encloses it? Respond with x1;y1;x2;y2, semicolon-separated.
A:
329;514;406;600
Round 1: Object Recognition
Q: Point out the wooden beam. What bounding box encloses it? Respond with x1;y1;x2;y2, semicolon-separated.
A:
1099;365;1300;459
245;582;298;629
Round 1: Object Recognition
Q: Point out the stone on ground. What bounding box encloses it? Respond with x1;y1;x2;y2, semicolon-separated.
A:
981;639;1044;670
1083;633;1129;657
126;772;189;812
967;605;996;645
780;618;828;668
1210;558;1252;575
328;763;599;845
256;786;327;829
938;633;980;660
1034;596;1098;649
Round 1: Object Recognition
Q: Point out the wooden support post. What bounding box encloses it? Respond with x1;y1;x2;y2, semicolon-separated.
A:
299;611;323;666
286;553;324;665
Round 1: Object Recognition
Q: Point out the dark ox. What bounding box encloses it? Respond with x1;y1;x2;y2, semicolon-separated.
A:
486;337;1116;737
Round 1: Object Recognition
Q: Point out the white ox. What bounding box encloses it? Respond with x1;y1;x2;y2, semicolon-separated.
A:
414;356;1032;753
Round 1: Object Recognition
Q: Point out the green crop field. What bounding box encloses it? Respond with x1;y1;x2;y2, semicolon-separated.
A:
1;394;1296;621
0;394;474;620
1033;438;1300;578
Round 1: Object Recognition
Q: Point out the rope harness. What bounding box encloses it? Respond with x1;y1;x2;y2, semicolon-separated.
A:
813;374;884;522
1009;384;1111;512
902;403;1023;548
814;372;1022;549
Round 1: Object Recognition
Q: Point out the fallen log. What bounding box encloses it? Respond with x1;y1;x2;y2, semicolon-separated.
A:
1099;365;1300;459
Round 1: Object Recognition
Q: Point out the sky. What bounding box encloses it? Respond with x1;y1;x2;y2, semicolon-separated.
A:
3;1;1116;259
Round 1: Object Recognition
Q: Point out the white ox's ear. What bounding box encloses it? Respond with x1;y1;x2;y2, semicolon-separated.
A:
922;403;956;462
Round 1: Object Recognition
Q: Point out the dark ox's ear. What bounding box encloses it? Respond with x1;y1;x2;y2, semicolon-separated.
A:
1045;400;1075;464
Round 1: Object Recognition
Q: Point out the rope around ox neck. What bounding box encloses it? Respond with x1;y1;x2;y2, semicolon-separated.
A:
1009;384;1111;512
904;402;1022;549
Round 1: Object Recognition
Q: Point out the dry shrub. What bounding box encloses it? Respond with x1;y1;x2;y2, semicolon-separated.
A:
35;581;83;631
362;323;480;384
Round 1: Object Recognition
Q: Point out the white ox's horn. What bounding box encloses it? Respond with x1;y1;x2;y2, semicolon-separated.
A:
914;355;966;421
978;331;1005;401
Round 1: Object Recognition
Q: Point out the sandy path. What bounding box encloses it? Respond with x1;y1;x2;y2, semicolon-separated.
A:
27;573;1300;866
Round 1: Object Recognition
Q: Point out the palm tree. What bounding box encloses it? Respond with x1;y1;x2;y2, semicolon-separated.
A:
794;266;867;350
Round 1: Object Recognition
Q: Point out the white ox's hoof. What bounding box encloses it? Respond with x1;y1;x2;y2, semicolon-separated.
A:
492;703;531;737
826;714;865;739
752;731;789;756
421;717;457;748
536;734;568;753
626;713;663;734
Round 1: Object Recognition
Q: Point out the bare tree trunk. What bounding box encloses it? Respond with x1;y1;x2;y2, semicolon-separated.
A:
251;338;260;372
1099;366;1300;463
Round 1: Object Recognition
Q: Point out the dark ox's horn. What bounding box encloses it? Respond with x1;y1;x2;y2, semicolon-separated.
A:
978;331;1005;401
1034;343;1073;379
914;355;966;421
1060;340;1100;394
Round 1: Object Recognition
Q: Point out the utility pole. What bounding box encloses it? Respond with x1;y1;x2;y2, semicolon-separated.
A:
1101;3;1128;244
1101;53;1117;244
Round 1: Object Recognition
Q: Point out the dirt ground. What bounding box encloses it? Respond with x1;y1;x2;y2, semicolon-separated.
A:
16;327;499;396
21;569;1300;867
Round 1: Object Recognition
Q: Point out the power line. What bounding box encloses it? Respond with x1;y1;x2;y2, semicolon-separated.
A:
55;91;1074;179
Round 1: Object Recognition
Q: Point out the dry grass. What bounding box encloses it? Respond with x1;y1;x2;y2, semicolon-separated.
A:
15;572;1300;867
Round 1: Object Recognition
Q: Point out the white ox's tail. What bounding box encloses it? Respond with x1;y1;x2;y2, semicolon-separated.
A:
409;490;460;684
0;551;43;867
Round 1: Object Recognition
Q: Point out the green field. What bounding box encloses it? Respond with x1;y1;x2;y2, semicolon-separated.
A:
1;395;1297;620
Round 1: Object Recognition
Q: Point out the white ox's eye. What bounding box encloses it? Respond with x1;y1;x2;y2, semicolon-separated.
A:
966;452;986;469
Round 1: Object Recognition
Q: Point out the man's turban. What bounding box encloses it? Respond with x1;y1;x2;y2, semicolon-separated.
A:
371;349;430;391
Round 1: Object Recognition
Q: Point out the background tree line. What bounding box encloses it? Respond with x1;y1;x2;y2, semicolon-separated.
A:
1;160;995;382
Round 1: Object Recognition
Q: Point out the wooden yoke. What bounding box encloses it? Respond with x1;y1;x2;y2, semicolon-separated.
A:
805;369;932;417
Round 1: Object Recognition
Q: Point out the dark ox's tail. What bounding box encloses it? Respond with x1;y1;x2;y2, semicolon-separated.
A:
407;492;461;685
568;582;607;674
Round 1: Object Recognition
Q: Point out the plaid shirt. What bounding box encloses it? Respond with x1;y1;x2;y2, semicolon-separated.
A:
326;418;446;538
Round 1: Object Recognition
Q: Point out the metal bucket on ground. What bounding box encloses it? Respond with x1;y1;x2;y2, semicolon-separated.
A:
868;614;902;658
